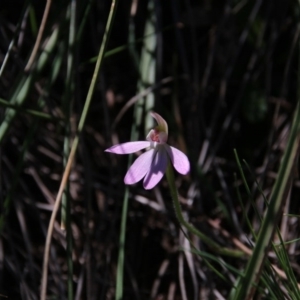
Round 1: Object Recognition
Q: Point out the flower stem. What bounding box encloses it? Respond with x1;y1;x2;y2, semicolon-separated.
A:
165;163;243;257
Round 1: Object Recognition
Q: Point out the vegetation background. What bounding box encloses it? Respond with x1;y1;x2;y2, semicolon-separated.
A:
1;0;300;299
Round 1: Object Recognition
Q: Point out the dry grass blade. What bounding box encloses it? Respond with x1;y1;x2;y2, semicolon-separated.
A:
40;1;119;298
24;0;52;72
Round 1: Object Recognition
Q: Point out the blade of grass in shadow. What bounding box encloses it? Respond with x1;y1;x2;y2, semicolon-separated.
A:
234;152;300;297
60;1;77;299
0;36;64;235
273;232;300;298
115;182;130;300
232;91;300;299
233;151;265;245
76;0;93;43
28;4;38;35
86;23;175;63
0;1;30;77
0;26;60;144
0;97;59;120
0;123;38;234
233;172;256;240
115;2;156;298
260;266;286;300
188;247;242;281
166;163;243;257
178;216;245;297
242;159;300;291
139;0;156;128
40;1;119;299
279;237;300;245
115;104;146;299
114;4;139;299
0;21;63;227
24;0;52;71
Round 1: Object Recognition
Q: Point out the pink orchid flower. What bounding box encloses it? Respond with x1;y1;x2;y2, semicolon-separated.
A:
105;112;190;190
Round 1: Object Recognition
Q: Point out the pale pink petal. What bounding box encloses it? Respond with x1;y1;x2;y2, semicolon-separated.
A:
105;141;150;154
165;145;190;175
143;147;168;189
124;149;154;184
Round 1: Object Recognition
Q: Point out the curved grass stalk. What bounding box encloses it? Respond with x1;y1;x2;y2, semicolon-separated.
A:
60;1;77;299
0;2;29;78
0;34;64;236
115;3;157;298
138;0;156;130
24;0;52;71
0;26;60;144
231;86;300;299
166;163;243;257
40;1;119;299
0;97;59;120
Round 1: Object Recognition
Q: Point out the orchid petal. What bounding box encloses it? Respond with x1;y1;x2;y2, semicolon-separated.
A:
124;149;154;184
165;145;190;175
105;141;151;154
143;146;168;190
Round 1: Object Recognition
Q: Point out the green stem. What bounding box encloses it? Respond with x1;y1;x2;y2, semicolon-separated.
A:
115;188;129;300
165;163;243;257
0;26;60;144
232;84;300;300
40;1;119;299
0;97;59;120
115;103;142;299
61;0;76;299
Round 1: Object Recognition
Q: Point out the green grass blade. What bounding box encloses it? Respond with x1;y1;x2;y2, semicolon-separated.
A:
236;154;300;298
166;162;243;257
0;26;60;144
139;0;156;129
232;95;300;299
115;2;156;298
0;97;58;120
60;1;77;299
273;234;300;298
115;3;157;298
0;122;38;234
28;4;38;35
40;0;119;298
115;186;130;300
0;1;30;78
233;155;257;239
